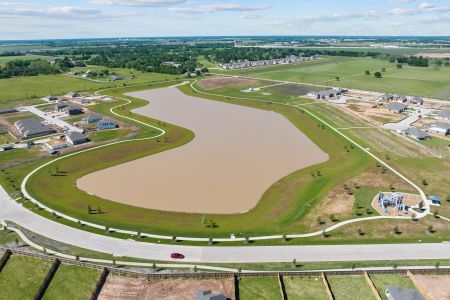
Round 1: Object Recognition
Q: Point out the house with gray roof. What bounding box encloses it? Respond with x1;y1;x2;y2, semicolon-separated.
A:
396;95;408;103
385;286;424;300
402;127;429;140
66;131;87;145
435;110;450;120
383;102;407;113
427;122;450;136
409;96;423;105
66;92;80;98
378;93;393;101
84;115;102;124
15;118;56;139
63;106;83;116
0;107;17;115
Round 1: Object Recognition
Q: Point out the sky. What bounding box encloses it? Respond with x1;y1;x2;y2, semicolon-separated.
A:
0;0;450;40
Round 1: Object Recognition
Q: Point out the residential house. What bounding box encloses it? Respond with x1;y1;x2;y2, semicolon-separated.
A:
66;92;80;98
71;98;90;105
385;286;424;300
383;102;407;113
84;115;102;124
195;290;226;300
427;122;450;136
402;127;429;140
309;88;337;100
435;110;450;120
15;118;56;139
64;106;83;116
45;139;69;151
378;93;393;101
409;96;423;105
0;107;17;115
47;95;59;101
97;120;117;130
396;95;408;103
66;131;87;145
55;102;68;111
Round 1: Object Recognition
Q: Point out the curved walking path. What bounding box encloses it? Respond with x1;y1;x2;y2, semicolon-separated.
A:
14;79;431;244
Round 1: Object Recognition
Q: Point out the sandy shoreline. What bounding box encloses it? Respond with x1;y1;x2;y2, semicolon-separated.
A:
77;87;328;214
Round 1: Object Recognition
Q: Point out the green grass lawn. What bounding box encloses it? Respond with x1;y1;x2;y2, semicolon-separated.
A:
327;275;376;300
87;128;131;142
238;276;281;300
0;55;56;66
419;136;450;148
226;56;450;100
0;255;52;300
284;276;329;300
42;264;100;300
369;274;416;300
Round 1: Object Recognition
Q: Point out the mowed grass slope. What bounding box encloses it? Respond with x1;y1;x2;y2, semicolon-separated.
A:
42;264;100;300
238;276;281;300
0;255;52;300
226;56;450;100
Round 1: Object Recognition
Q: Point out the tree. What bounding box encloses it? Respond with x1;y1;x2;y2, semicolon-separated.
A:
435;261;440;269
374;71;382;78
428;225;434;233
422;179;428;186
317;216;323;225
433;210;439;218
365;70;370;75
396;63;403;69
418;201;424;210
152;262;156;270
335;76;340;81
201;214;208;227
394;226;400;234
75;255;80;261
87;205;92;214
357;228;364;236
381;68;386;72
292;258;297;267
97;207;102;214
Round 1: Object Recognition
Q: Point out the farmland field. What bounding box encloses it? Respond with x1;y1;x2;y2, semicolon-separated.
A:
224;56;450;100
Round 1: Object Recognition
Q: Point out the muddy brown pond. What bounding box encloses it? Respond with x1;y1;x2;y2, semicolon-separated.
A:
77;87;328;214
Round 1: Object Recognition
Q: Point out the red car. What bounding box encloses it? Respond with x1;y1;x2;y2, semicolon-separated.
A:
170;253;185;259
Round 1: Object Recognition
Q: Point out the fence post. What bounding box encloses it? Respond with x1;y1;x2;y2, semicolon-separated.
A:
90;267;110;300
34;259;61;300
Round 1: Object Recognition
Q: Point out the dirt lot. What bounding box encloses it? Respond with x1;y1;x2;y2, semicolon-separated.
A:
99;276;235;300
416;53;450;58
412;274;450;299
266;83;317;96
197;77;260;90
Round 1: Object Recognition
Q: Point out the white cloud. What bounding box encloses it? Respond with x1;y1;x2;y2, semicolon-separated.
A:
90;0;187;6
389;8;415;15
0;5;138;19
418;2;435;9
169;2;269;14
240;13;261;19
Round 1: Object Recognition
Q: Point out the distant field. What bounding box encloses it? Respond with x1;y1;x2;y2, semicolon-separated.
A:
0;55;56;66
0;70;179;107
225;56;450;100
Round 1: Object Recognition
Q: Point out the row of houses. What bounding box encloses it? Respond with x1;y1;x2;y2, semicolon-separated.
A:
378;94;424;105
220;55;316;70
308;88;346;100
402;122;450;140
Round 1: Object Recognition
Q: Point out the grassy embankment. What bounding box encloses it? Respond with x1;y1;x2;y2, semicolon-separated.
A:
21;78;375;239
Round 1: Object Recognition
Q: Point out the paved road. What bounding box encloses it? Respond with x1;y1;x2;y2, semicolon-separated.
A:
384;108;433;132
2;186;450;263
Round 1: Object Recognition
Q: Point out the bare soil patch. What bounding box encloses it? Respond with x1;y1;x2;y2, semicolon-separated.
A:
412;274;450;299
416;53;450;58
266;84;316;96
197;77;260;90
99;275;235;300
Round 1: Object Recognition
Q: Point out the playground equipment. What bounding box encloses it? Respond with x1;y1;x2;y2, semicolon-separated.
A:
377;192;408;214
